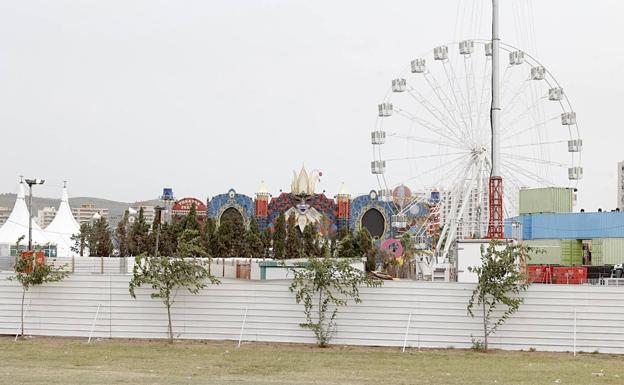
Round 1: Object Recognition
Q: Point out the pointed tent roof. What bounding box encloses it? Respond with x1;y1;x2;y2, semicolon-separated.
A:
45;185;80;256
0;182;50;246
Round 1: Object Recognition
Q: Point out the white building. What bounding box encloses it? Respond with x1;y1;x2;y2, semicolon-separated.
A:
618;161;624;211
72;204;109;225
0;207;10;226
36;206;57;228
128;205;156;227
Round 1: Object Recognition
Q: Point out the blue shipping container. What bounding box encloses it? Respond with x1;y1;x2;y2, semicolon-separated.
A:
506;212;624;240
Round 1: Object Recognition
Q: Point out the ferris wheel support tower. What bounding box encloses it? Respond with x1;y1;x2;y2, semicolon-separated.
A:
487;0;504;239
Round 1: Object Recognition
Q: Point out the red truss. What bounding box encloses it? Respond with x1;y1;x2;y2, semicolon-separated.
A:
487;176;504;239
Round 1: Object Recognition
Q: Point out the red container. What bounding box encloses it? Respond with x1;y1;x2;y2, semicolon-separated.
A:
528;265;554;284
552;266;587;285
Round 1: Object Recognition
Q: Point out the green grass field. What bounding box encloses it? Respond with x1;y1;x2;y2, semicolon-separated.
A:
0;337;622;385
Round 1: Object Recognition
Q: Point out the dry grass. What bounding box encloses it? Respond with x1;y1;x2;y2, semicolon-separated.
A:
0;336;622;385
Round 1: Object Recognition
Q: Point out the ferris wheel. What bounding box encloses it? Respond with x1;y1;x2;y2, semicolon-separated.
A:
371;40;582;261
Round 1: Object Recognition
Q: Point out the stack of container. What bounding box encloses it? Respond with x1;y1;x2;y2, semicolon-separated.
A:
519;187;575;215
590;238;624;266
560;239;583;265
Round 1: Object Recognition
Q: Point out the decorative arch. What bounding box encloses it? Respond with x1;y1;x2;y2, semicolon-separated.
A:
216;205;247;227
359;208;387;239
220;206;244;225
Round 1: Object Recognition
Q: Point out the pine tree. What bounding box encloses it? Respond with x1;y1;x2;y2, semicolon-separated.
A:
301;224;320;258
181;203;201;232
245;218;264;258
285;212;302;259
89;216;114;257
128;207;150;256
214;214;246;257
115;210;129;257
336;230;358;259
157;222;179;257
202;217;216;257
357;229;375;271
272;212;287;259
71;223;91;257
262;227;272;258
176;229;208;257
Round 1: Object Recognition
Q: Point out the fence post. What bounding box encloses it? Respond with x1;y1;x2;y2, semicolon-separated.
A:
402;312;412;353
88;304;102;344
237;307;249;348
573;308;577;357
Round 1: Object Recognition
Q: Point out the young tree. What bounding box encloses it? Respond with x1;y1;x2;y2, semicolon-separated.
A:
289;254;382;347
285;213;302;259
467;240;531;350
272;212;287;259
9;237;69;337
129;254;219;343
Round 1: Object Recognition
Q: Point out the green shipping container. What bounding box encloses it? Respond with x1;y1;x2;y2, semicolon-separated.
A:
524;240;561;265
519;187;574;215
591;238;624;266
560;239;583;266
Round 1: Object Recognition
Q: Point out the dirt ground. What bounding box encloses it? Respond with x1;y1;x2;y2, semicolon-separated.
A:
0;336;622;385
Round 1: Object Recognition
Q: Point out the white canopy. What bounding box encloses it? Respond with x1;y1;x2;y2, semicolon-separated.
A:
45;186;80;257
0;182;51;246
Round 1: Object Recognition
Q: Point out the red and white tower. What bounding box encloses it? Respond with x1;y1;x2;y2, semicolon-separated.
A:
336;182;350;230
255;180;270;229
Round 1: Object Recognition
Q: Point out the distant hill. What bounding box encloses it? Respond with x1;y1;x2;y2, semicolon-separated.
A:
0;193;161;220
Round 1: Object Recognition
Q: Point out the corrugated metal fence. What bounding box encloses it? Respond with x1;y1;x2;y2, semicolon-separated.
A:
1;273;624;353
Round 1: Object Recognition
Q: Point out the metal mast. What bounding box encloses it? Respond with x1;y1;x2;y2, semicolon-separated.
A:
487;0;504;239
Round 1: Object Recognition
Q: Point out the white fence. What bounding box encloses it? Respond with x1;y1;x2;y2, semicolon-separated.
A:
1;272;624;353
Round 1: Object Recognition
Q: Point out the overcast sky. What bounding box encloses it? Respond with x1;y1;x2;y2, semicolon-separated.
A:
0;0;622;212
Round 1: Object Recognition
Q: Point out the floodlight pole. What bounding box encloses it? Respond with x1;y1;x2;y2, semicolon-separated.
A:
491;0;501;177
487;0;504;239
28;184;33;251
24;178;45;251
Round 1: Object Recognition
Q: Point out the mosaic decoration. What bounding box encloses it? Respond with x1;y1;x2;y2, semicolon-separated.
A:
349;191;395;240
208;189;255;226
267;192;338;235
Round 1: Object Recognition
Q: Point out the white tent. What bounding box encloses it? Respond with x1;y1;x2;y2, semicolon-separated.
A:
45;186;80;257
0;182;51;248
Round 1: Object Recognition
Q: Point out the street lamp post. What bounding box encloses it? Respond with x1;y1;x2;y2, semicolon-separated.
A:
24;178;45;251
153;206;163;257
